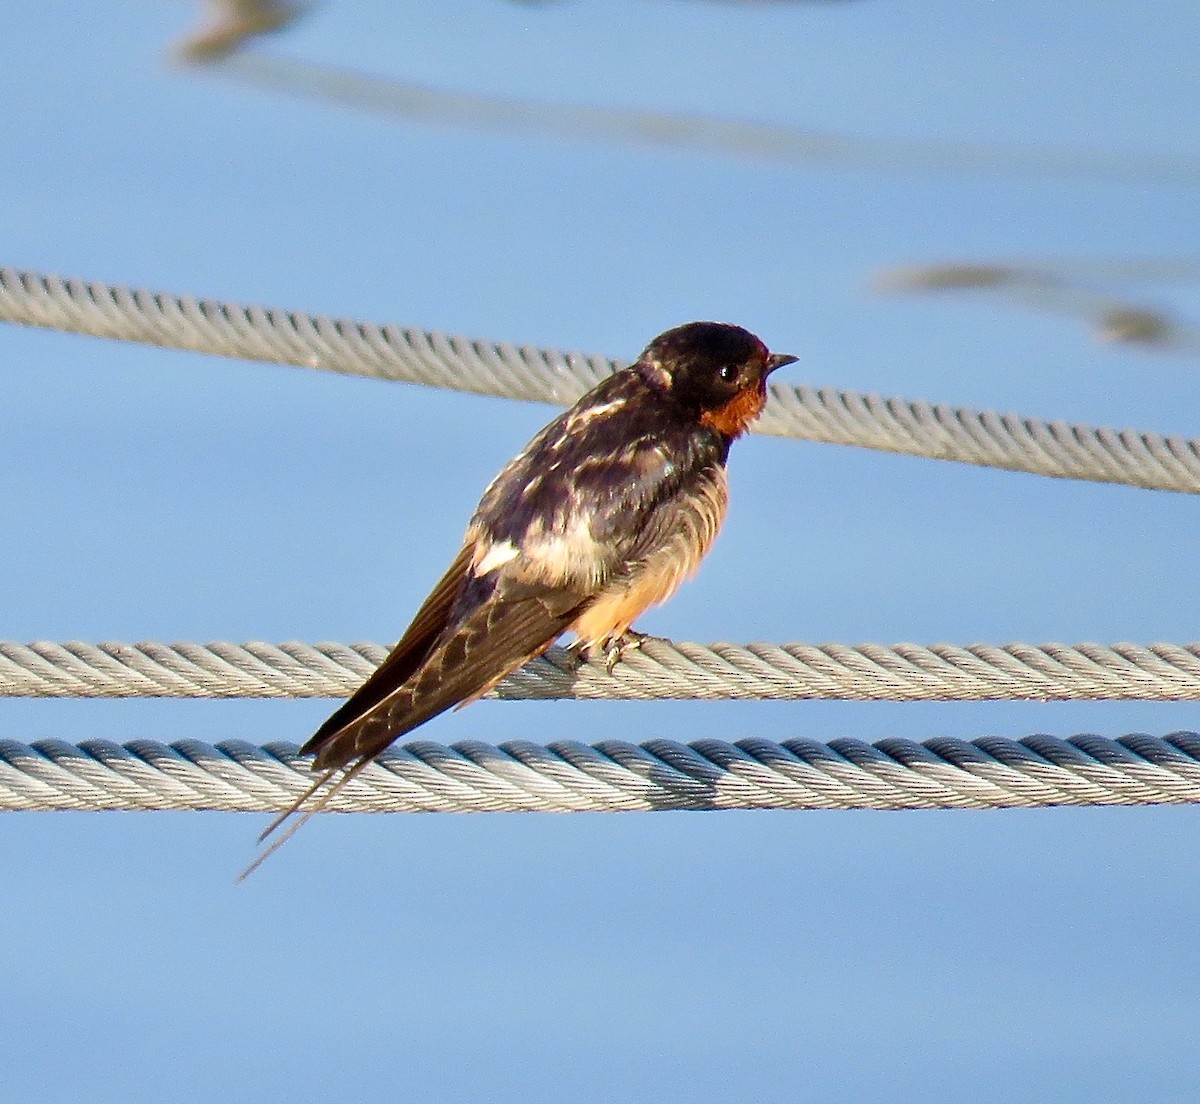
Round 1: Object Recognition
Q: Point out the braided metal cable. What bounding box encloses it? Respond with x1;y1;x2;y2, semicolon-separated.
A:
7;640;1200;702
3;267;1199;494
3;733;1199;812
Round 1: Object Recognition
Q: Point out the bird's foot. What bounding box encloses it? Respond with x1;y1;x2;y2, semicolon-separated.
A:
602;630;650;674
566;630;652;674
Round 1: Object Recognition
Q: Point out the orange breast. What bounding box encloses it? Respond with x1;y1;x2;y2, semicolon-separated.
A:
699;384;767;439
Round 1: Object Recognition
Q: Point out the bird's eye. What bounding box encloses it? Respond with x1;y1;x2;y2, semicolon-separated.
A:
718;364;739;383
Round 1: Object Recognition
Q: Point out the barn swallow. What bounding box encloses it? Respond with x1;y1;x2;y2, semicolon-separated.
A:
239;321;795;878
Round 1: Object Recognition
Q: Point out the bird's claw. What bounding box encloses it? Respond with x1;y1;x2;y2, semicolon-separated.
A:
561;639;588;671
601;630;650;673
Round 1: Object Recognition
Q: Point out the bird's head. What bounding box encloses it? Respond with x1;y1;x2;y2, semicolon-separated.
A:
637;321;797;438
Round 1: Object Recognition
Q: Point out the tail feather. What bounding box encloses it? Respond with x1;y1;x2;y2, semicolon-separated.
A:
235;761;367;883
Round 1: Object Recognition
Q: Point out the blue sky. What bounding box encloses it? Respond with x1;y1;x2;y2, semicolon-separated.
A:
2;2;1199;1101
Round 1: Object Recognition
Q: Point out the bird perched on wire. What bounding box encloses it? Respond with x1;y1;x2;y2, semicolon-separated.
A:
239;321;796;878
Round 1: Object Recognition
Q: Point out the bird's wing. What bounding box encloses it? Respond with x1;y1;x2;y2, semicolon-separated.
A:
300;541;475;760
305;570;589;773
238;575;584;880
241;544;583;874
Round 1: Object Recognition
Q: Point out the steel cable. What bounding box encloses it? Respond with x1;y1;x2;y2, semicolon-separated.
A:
3;733;1200;813
6;639;1200;701
3;267;1199;493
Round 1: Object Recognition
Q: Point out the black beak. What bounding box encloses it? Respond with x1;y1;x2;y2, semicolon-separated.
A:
766;352;798;374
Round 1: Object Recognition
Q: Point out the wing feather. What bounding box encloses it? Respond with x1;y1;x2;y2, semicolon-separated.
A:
307;584;586;772
300;541;474;759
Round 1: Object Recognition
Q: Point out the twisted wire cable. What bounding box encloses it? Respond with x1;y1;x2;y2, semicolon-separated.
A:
7;640;1200;702
3;267;1199;494
2;733;1200;813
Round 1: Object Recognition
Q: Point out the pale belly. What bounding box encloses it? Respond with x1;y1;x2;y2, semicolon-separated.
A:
571;466;728;648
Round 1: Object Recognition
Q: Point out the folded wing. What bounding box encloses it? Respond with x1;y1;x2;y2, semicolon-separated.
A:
302;558;588;773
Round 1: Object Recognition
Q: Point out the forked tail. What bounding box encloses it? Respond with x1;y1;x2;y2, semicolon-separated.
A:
235;760;368;882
